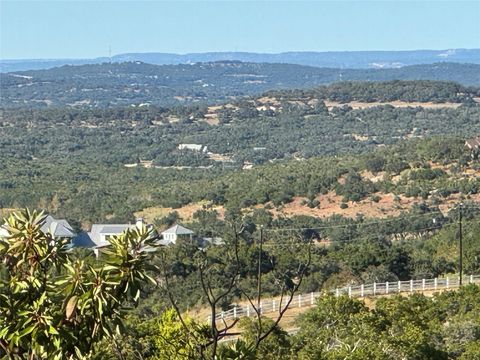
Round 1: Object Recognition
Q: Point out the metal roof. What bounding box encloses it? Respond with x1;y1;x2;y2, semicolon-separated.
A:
40;215;75;238
99;224;131;234
85;224;132;247
161;224;194;235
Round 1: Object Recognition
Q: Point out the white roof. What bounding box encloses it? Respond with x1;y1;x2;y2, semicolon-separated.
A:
88;224;132;247
76;221;155;249
41;215;75;238
0;225;9;238
178;144;204;151
161;224;194;236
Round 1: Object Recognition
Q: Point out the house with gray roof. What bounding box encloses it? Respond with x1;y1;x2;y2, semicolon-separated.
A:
87;224;132;248
41;215;76;239
0;215;75;240
160;224;194;245
0;215;75;249
73;218;158;256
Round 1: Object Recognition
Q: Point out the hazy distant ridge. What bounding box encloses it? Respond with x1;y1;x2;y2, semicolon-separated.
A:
1;48;479;72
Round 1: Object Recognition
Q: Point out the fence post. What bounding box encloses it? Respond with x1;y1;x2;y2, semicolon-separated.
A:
470;274;473;284
233;306;237;318
434;278;438;290
335;288;339;297
298;294;302;307
446;277;449;289
360;284;364;297
221;311;224;320
373;282;377;296
348;286;352;298
311;292;314;305
246;305;250;317
410;279;414;293
398;280;401;293
386;281;389;295
272;300;276;312
260;301;263;315
422;278;426;291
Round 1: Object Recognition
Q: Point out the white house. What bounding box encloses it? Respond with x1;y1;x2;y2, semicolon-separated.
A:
73;218;155;256
160;224;194;245
178;144;208;153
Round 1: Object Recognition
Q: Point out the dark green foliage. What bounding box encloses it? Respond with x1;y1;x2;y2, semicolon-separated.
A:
1;80;479;223
237;317;292;359
293;287;480;359
1;62;479;108
335;171;377;202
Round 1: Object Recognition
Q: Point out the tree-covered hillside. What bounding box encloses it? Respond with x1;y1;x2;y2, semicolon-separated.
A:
1;62;479;108
3;67;480;360
0;80;479;222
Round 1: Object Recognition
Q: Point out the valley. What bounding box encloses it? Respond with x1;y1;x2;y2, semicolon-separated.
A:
2;63;480;360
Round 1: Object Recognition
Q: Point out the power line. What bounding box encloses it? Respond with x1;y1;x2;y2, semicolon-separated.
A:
459;203;464;286
259;202;480;235
201;202;480;249
261;223;455;247
262;210;447;234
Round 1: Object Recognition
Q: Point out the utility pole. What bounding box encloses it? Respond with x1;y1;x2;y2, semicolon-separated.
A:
257;226;263;309
459;203;463;286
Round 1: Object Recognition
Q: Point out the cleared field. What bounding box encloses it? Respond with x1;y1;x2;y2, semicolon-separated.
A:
324;100;462;110
135;202;225;224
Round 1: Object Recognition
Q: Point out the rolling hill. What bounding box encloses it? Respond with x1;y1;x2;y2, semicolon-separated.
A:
1;61;479;108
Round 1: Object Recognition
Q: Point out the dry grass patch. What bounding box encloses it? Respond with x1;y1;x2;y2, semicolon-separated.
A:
270;192;414;219
324;100;462;110
135;203;225;224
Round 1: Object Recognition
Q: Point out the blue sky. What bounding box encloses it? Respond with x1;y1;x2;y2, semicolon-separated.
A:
1;0;479;59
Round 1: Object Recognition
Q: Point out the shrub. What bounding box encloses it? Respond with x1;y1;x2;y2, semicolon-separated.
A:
0;209;158;358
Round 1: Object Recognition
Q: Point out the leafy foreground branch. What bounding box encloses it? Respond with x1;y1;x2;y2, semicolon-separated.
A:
0;209;158;359
0;210;312;359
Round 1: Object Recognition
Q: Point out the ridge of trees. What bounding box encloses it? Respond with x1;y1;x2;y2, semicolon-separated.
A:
1;62;479;108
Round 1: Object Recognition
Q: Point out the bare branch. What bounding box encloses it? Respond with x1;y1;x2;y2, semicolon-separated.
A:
255;238;313;348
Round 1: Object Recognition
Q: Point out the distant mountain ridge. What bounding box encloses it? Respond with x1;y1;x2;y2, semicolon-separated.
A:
1;48;479;72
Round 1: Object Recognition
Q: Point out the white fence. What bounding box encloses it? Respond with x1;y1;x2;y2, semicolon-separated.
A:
209;275;480;322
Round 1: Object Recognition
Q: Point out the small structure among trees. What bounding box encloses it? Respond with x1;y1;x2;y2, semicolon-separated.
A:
160;224;194;245
178;144;208;153
465;136;480;159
